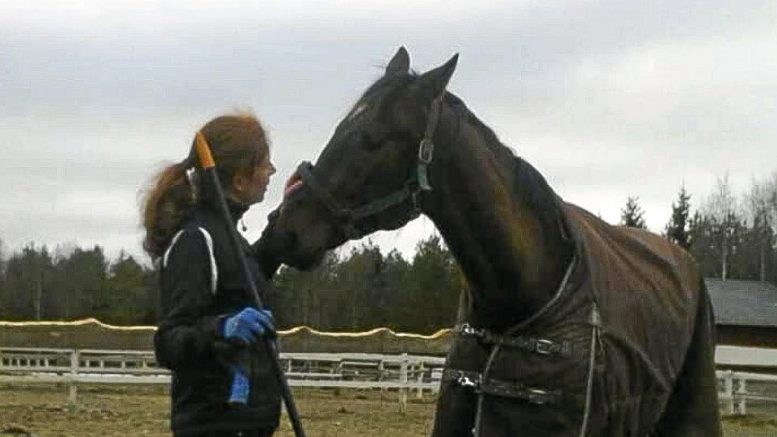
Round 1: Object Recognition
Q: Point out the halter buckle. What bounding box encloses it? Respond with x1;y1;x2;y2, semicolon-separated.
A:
418;138;434;164
457;373;479;388
460;323;485;338
527;388;553;405
535;339;555;355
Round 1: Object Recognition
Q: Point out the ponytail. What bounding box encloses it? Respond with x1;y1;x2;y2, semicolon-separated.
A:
142;160;195;258
141;112;269;259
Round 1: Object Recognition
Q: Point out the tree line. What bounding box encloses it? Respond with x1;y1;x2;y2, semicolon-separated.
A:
0;236;461;333
0;244;158;325
1;172;775;330
623;173;777;284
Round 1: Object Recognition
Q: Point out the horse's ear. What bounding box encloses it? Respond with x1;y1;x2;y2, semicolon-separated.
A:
415;53;459;101
386;47;410;76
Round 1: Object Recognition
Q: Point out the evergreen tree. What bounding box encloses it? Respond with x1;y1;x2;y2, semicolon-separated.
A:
2;244;54;320
379;249;412;329
738;212;775;282
621;196;647;229
666;185;692;249
272;251;339;329
0;239;5;317
718;212;747;280
0;239;5;279
53;246;108;319
408;234;460;333
335;242;384;330
103;252;157;324
689;211;714;277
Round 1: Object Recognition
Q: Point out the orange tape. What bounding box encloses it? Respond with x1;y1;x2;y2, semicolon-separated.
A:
195;131;215;169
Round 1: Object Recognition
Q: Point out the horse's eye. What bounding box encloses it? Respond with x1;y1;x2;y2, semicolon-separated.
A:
356;132;376;150
385;132;411;143
361;128;386;149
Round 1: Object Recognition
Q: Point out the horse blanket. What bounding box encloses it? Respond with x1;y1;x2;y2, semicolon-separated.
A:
433;203;722;436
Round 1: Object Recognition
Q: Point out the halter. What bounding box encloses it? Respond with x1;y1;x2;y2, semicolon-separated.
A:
296;94;444;240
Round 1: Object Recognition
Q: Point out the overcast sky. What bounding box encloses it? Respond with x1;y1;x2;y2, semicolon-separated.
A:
1;0;776;263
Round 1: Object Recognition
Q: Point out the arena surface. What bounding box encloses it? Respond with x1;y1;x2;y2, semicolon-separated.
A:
1;384;776;437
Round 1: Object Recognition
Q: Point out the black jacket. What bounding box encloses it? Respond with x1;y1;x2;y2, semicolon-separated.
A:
154;200;280;435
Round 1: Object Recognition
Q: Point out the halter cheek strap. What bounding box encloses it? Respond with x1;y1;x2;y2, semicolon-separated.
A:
296;94;445;240
417;96;441;191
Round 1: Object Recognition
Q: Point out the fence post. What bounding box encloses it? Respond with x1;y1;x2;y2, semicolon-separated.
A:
734;376;747;415
720;370;732;414
416;362;425;399
399;353;408;414
68;349;79;405
379;360;386;396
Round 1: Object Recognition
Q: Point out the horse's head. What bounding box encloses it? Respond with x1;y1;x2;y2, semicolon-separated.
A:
270;47;458;269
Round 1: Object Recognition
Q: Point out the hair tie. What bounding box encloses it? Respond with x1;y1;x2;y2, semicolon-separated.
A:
179;153;196;169
185;167;198;201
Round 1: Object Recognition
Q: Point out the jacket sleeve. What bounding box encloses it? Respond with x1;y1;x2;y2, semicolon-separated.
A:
154;228;224;370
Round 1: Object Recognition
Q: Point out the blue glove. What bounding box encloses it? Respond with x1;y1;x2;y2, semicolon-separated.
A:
220;307;275;345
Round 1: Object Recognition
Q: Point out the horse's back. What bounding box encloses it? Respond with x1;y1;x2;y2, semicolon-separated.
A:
564;203;719;435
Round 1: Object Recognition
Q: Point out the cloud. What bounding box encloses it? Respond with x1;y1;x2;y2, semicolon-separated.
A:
1;0;776;261
466;18;777;230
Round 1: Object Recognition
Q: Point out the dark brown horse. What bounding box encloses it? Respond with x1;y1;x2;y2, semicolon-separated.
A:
260;48;722;436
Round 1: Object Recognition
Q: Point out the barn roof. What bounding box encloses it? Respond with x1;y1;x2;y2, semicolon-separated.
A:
706;278;777;327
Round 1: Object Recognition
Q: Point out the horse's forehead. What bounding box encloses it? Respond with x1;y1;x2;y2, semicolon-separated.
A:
346;79;412;125
346;102;370;122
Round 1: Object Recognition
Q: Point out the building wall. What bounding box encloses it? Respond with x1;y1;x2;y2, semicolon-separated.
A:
718;325;777;348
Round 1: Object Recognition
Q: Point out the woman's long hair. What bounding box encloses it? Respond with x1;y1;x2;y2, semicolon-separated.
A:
141;113;269;259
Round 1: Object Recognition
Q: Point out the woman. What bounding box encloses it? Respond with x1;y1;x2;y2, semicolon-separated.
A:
142;113;281;437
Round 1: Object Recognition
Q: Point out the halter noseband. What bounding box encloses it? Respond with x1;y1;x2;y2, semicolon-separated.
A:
296;95;444;240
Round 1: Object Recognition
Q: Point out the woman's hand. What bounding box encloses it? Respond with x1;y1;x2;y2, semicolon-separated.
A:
220;307;275;345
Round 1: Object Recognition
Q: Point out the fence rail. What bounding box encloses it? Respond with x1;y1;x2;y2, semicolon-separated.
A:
717;369;777;415
3;346;777;415
0;347;445;412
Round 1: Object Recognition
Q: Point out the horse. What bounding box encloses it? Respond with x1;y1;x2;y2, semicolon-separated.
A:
260;47;722;436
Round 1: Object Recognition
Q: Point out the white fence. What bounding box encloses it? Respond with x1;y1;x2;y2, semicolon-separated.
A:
715;345;777;368
3;346;777;415
0;347;445;412
714;346;777;415
718;370;777;415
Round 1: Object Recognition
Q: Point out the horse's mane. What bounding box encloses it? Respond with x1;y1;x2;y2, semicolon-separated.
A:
443;92;566;234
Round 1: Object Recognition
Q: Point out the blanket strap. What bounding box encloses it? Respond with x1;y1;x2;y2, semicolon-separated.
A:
455;323;572;357
443;368;562;405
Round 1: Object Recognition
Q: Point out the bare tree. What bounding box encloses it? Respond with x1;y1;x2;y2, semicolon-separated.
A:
704;174;738;280
747;173;777;282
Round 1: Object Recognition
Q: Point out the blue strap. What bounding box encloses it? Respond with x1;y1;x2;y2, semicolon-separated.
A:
228;367;250;405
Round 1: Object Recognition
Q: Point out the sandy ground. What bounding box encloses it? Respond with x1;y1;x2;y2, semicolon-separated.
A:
1;383;775;437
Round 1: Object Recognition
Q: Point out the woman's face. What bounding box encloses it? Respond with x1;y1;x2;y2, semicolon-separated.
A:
232;151;276;205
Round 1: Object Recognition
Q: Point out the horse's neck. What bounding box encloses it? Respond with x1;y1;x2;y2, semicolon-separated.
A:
424;109;573;330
